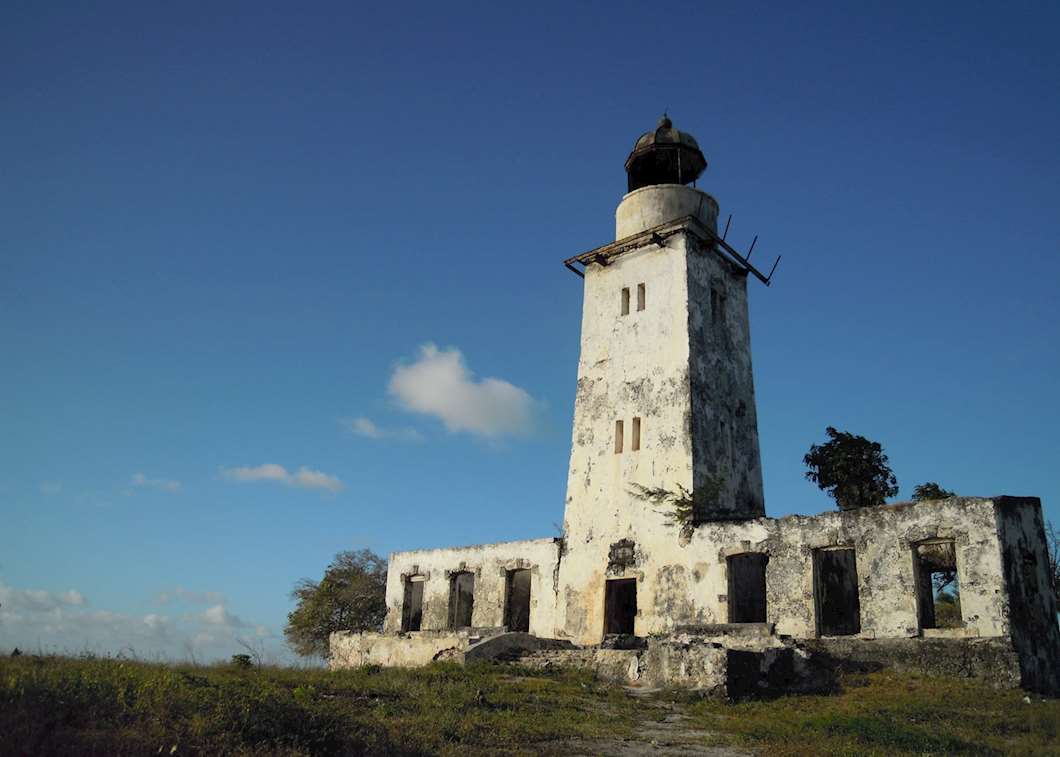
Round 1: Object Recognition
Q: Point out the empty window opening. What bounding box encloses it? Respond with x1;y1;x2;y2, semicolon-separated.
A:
637;283;646;311
710;288;727;326
814;548;861;636
604;578;637;635
631;417;641;451
915;540;962;629
720;418;734;473
504;569;532;633
614;420;624;454
728;553;768;623
621;287;630;315
448;571;475;629
401;576;424;632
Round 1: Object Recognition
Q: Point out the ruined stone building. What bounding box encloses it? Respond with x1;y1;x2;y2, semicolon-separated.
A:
332;117;1060;695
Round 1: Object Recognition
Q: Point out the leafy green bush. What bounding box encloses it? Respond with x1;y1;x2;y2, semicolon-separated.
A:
804;427;899;510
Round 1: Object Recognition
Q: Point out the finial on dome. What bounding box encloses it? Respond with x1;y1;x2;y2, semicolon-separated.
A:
657;113;672;129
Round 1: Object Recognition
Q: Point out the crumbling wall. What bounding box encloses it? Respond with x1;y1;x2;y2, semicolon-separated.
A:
696;497;1010;640
382;538;561;637
800;637;1022;688
556;227;701;643
995;496;1060;694
556;495;1014;645
329;630;474;669
685;236;764;520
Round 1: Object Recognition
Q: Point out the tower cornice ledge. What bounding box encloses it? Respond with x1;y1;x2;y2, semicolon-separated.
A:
564;214;745;276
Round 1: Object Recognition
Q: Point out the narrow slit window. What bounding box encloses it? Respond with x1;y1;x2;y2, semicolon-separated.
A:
631;417;641;451
621;287;630;316
711;288;727;327
636;283;646;311
614;420;624;454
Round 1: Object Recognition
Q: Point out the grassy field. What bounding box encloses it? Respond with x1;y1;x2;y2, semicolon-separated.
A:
0;655;638;756
2;654;1059;756
688;669;1060;756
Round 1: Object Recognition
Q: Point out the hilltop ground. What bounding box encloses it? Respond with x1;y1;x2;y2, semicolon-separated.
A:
1;655;1057;756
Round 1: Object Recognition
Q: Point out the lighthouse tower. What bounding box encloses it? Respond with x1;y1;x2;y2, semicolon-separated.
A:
555;116;765;643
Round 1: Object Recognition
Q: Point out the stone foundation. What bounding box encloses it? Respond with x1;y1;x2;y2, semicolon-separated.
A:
801;637;1023;688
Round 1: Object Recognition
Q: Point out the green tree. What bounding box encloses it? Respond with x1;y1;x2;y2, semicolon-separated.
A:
934;590;963;628
912;482;956;501
285;549;388;658
803;427;899;511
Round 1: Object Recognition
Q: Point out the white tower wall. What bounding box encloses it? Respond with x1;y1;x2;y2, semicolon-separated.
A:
555;183;764;643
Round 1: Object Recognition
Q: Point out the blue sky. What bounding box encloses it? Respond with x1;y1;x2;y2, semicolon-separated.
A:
2;1;1058;661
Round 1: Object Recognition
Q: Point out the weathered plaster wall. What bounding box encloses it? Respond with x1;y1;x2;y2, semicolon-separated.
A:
555;497;1013;645
329;630;473;669
995;496;1060;694
556;228;696;642
555;184;766;642
614;183;718;239
381;538;561;637
693;497;1012;640
686;236;764;519
800;637;1022;689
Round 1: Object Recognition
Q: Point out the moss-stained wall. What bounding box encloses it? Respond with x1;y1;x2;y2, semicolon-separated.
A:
995;496;1060;694
381;538;561;638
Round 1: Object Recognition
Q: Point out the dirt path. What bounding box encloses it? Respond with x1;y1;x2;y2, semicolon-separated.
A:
553;691;751;756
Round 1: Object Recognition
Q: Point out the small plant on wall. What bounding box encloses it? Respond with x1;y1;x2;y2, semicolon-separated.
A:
630;475;725;544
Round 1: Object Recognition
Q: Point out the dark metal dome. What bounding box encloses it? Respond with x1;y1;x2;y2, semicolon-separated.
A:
624;115;707;192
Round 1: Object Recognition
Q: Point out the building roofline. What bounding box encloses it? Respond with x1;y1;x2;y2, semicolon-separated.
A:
563;214;776;285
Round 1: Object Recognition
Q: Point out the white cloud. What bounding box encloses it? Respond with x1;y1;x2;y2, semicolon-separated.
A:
289;468;342;491
61;590;86;606
0;584;87;613
142;613;168;632
343;416;423;442
155;586;226;606
201;604;247;629
222;463;289;484
0;581;282;663
221;464;343;492
131;473;181;492
388;343;539;438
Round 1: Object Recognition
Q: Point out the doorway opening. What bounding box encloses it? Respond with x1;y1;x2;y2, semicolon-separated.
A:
505;569;532;632
604;578;637;635
914;539;962;629
448;571;475;629
814;547;861;636
727;553;768;623
401;576;424;632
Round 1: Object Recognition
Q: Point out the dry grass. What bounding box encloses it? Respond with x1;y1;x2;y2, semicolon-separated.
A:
685;669;1060;756
0;654;637;756
4;654;1059;756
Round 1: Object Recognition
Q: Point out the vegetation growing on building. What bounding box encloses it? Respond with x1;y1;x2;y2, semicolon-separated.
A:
803;427;899;511
630;475;725;542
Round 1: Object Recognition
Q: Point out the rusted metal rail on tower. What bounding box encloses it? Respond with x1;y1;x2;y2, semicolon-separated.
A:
563;214;781;286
